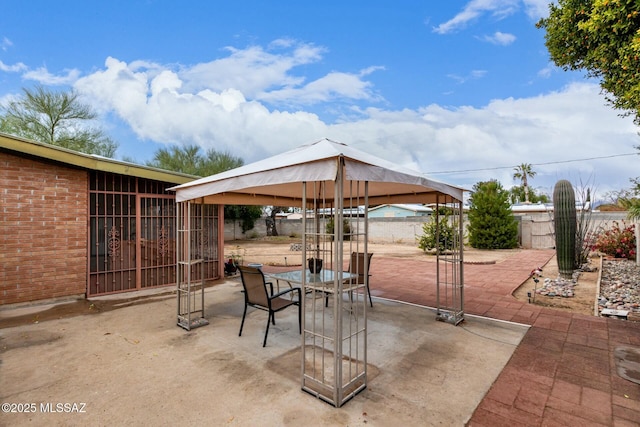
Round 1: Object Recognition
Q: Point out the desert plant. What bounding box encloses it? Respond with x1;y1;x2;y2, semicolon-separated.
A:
553;180;577;278
574;182;599;266
591;221;636;259
417;211;455;253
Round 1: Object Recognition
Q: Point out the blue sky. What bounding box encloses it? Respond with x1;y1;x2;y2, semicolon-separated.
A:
1;0;638;201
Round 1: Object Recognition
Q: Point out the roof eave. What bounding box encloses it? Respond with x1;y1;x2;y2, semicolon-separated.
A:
0;132;199;185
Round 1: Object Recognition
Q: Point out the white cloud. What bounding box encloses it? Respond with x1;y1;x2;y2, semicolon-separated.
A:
537;66;553;78
481;31;517;45
323;83;638;201
73;55;333;161
433;0;520;34
258;70;381;106
1;37;13;51
522;0;553;19
0;60;27;72
179;40;325;97
447;69;488;84
22;66;81;85
69;43;638;202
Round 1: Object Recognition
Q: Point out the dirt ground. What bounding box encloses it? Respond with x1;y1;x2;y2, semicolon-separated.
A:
224;238;520;266
511;253;600;316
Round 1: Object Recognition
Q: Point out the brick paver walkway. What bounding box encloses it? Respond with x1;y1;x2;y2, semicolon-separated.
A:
369;250;640;426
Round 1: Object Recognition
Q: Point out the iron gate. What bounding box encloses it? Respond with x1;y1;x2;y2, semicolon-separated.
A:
88;172;218;297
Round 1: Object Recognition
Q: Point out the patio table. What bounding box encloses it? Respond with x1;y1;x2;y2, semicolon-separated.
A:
265;269;357;298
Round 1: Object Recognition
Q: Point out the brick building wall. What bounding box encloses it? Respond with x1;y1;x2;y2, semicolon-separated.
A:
0;151;88;304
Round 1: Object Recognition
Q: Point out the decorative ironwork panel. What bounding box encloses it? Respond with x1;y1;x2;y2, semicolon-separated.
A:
140;196;177;288
89;171;220;297
108;226;120;257
88;180;137;295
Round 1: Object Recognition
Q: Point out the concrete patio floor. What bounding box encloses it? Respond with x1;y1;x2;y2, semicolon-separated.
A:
0;280;527;426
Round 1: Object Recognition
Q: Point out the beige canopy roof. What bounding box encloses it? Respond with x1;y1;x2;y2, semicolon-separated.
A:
170;138;465;206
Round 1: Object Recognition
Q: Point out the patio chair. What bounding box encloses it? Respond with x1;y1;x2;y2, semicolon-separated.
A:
238;265;301;347
347;252;374;307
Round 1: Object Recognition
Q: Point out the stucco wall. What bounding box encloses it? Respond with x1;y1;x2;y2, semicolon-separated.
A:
0;151;88;304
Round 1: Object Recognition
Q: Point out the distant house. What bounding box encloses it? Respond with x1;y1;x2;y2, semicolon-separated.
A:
510;203;553;214
510;202;590;215
0;133;220;305
368;204;432;218
275;211;305;220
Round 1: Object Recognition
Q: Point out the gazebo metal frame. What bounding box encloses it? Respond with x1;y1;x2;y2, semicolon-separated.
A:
171;139;465;407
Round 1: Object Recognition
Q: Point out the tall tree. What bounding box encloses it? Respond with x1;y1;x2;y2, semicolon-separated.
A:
265;206;291;236
509;186;550;205
147;144;244;177
0;85;117;157
537;0;640;123
512;163;537;203
467;180;518;249
147;144;262;233
203;149;245;175
619;176;640;220
147;144;204;175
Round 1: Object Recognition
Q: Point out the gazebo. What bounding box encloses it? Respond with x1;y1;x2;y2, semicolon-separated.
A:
170;138;465;407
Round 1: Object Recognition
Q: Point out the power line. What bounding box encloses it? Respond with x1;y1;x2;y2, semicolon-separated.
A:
425;152;638;175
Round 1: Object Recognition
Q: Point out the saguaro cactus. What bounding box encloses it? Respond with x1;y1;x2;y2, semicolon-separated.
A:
553;180;577;278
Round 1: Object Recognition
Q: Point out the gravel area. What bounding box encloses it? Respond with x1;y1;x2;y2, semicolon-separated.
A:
598;259;640;314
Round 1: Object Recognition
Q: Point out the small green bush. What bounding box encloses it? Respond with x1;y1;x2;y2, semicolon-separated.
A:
325;217;351;240
417;213;455;253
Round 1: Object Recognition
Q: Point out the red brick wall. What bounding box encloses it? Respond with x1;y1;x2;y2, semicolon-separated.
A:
0;151;88;305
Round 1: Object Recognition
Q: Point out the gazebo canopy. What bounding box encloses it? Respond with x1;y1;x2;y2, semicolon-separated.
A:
170;138;465;206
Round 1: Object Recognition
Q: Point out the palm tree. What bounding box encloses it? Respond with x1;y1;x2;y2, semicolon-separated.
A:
619;198;640;221
513;163;537;204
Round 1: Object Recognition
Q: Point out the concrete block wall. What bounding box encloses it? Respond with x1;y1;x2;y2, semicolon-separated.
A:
0;151;88;305
224;212;631;249
224;217;438;244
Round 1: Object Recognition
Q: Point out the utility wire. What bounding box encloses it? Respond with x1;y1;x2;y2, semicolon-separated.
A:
425;152;638;175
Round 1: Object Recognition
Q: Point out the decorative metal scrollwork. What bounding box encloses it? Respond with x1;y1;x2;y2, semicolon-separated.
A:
108;225;120;257
158;226;168;256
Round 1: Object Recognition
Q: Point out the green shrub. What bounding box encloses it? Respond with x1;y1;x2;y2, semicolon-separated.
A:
467;180;518;249
417;212;455;253
325;217;351;240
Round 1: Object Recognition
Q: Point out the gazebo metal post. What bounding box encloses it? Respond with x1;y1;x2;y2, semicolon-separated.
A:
333;158;345;405
300;161;368;407
435;194;464;325
176;200;208;330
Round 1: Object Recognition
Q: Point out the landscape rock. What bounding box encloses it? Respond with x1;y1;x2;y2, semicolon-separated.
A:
598;259;640;315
